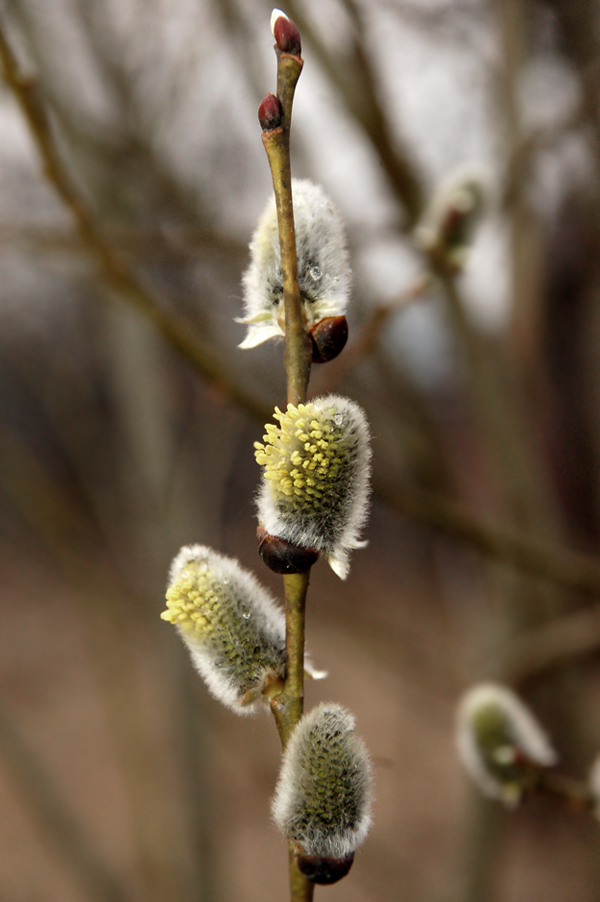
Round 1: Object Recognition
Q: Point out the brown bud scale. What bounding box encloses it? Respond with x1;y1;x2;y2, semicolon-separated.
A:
258;93;283;131
273;15;302;55
295;851;354;885
310;315;349;363
257;527;319;574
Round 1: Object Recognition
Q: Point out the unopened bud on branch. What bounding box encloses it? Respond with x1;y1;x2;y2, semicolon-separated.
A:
161;545;322;713
271;703;372;884
270;8;302;55
310;315;349;363
416;168;485;271
456;683;558;806
257;527;319;575
258;93;283;131
254;395;371;579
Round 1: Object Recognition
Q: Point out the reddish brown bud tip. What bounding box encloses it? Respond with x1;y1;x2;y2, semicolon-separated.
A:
258;93;283;131
257;527;319;574
296;851;354;885
310;315;349;363
271;11;302;55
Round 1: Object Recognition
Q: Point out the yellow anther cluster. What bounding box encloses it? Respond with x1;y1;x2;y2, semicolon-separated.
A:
254;403;346;510
161;563;222;636
161;545;291;711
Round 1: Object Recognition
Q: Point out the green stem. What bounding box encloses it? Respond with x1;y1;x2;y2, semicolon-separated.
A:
270;572;310;746
262;51;312;407
262;38;314;902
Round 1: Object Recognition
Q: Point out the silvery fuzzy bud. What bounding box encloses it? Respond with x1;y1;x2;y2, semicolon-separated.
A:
254;395;371;579
161;545;323;714
237;179;351;349
271;703;372;883
415;168;485;271
456;683;558;807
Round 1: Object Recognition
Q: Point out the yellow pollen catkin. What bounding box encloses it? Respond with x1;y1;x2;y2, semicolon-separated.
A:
161;565;220;636
254;401;349;514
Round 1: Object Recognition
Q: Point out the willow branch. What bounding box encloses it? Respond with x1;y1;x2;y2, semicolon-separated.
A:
260;22;314;902
535;768;595;813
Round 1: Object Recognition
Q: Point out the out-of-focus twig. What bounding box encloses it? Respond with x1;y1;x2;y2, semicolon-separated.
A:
274;0;424;225
503;603;600;686
382;481;600;598
0;14;265;422
317;273;432;392
0;700;130;902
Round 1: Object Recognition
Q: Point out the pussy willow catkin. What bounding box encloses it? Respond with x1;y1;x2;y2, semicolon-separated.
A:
161;545;322;713
238;179;351;348
271;703;372;860
456;683;557;806
254;395;371;579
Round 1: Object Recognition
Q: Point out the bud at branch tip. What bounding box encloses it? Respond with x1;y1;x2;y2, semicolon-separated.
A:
270;8;301;55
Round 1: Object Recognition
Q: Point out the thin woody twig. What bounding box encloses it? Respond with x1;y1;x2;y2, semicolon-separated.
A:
316;273;432;392
535;768;595;813
382;482;600;598
260;15;314;902
260;13;310;748
503;603;600;686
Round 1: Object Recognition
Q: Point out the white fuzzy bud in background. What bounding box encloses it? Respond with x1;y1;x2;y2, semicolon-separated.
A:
271;703;372;880
238;179;351;349
161;545;322;714
456;683;558;806
415;167;485;271
254;395;371;579
588;755;600;818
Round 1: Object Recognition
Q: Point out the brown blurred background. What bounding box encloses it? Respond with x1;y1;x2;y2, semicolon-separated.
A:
0;0;600;900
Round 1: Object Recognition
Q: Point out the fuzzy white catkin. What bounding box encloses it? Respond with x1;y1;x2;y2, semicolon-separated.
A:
271;703;372;858
161;545;322;714
238;179;351;348
588;755;600;819
254;395;372;579
415;167;485;269
456;683;558;806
